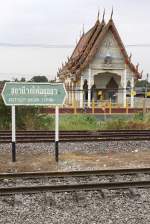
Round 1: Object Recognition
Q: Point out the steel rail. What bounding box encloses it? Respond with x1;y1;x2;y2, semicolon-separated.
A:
0;139;149;143
0;137;150;143
0;167;150;179
1;133;150;136
1;130;150;137
1;134;150;139
1;130;150;143
1;130;150;136
0;181;150;195
1;129;150;131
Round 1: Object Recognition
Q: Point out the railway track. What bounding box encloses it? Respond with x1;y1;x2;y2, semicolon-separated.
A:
0;130;150;143
0;167;150;195
0;167;150;179
0;181;150;195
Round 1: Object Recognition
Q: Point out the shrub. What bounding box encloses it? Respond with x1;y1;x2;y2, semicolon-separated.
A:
133;112;144;121
103;119;127;130
0;97;11;129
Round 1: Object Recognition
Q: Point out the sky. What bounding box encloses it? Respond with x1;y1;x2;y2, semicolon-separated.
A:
0;0;150;81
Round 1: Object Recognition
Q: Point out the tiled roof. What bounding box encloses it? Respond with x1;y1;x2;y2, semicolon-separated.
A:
58;17;142;80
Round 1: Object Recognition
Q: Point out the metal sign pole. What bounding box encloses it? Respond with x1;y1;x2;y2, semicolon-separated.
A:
55;106;59;162
11;105;16;162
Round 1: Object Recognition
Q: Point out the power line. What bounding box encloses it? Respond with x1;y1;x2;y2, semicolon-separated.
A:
0;43;150;48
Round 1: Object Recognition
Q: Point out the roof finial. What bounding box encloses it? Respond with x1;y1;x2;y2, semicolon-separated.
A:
76;38;78;45
129;53;132;61
97;9;100;21
82;24;85;35
110;6;113;20
80;30;82;38
136;63;139;71
102;9;105;22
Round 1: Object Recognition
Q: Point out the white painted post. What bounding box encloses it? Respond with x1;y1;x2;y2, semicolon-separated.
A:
88;67;91;107
123;64;127;108
11;105;16;162
131;77;134;108
80;76;83;108
55;106;59;162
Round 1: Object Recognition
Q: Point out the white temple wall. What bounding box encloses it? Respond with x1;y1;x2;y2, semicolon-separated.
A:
91;30;124;69
64;29;136;107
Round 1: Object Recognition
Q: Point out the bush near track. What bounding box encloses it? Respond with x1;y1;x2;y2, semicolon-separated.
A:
1;96;150;130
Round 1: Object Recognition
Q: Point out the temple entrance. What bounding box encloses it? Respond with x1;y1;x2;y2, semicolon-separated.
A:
94;72;121;102
105;77;118;102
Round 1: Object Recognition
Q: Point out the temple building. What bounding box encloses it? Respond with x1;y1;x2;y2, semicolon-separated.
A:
57;11;143;108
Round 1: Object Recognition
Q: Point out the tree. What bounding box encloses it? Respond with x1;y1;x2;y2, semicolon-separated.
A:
20;77;26;82
135;80;150;88
30;76;48;82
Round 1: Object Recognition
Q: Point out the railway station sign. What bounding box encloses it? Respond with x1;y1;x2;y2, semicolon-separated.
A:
1;82;67;106
1;82;66;163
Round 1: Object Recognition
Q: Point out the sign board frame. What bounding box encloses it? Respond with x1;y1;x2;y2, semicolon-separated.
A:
2;82;67;106
1;82;67;163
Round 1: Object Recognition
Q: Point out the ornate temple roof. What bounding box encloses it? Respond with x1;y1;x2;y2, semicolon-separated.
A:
58;12;142;81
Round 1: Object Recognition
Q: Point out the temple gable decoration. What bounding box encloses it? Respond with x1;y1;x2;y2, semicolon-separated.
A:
57;10;143;108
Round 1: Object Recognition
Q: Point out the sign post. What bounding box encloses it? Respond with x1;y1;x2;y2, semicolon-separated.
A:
1;82;67;163
11;105;16;162
55;106;59;162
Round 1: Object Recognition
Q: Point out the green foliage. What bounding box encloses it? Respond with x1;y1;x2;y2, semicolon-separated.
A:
59;115;97;131
101;119;127;130
30;76;48;82
20;77;26;82
133;112;144;121
135;80;150;88
15;106;39;130
37;115;55;130
0;96;11;129
143;113;150;123
1;102;150;131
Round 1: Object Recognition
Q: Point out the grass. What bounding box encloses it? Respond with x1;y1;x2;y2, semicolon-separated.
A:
59;114;97;131
1;91;150;131
20;112;150;131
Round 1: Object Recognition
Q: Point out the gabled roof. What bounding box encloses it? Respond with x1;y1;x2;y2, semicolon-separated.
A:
58;16;142;80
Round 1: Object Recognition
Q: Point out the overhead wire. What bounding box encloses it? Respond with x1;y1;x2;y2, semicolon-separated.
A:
0;43;149;48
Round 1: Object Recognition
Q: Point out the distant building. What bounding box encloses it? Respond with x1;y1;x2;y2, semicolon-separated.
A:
57;11;142;108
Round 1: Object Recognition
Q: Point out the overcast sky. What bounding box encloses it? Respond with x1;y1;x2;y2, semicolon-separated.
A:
0;0;149;81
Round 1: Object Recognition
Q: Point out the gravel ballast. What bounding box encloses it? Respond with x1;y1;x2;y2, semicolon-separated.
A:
0;189;150;224
0;141;150;223
0;141;150;172
1;140;150;154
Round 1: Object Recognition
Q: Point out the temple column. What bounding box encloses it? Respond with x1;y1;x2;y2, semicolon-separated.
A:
88;67;92;107
74;82;78;106
71;82;74;107
123;64;127;108
68;80;71;105
66;82;69;105
80;76;83;108
70;81;73;105
131;77;134;108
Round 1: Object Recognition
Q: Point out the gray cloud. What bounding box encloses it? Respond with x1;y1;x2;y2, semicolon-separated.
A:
0;0;149;80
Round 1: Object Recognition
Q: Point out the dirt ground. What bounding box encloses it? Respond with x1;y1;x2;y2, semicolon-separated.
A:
0;149;150;172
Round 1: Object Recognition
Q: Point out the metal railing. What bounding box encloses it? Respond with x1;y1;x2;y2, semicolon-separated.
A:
62;87;150;114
